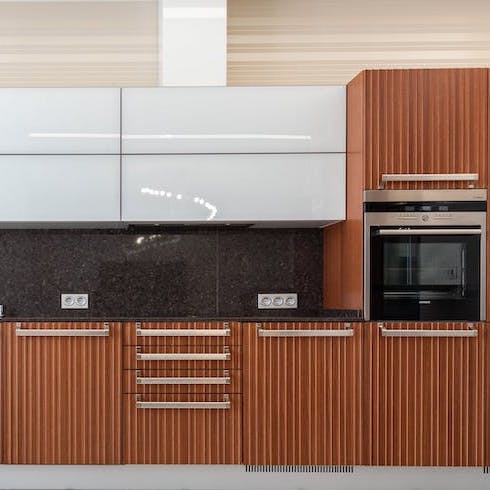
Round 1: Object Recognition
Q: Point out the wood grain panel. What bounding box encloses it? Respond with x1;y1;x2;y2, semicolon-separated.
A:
323;71;365;310
123;321;242;346
367;322;485;466
243;322;365;465
123;393;242;464
0;1;158;87
2;322;122;464
123;369;242;394
228;1;490;86
364;68;488;189
124;345;242;370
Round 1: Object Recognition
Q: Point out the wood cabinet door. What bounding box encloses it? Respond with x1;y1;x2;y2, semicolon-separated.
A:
2;322;122;464
366;322;485;466
363;68;488;190
243;322;365;465
123;393;242;464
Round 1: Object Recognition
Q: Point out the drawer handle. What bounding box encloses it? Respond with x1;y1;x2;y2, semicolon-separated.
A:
136;352;231;361
136;324;230;337
16;322;110;337
257;323;354;337
378;323;478;338
136;396;230;410
136;376;231;385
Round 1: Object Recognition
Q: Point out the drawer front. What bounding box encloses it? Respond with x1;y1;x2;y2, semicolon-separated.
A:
123;393;242;464
123;321;241;346
124;345;241;370
123;369;242;394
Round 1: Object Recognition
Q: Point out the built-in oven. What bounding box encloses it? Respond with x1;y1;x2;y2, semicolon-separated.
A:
364;189;487;321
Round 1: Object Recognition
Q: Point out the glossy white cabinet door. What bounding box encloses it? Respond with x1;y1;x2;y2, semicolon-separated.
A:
121;86;346;154
0;156;120;222
122;154;345;225
0;89;120;154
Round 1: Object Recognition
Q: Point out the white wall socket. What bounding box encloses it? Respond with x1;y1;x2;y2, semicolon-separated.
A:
258;293;298;309
61;293;89;309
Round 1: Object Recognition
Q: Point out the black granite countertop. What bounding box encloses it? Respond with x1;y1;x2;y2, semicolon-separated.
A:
2;315;363;323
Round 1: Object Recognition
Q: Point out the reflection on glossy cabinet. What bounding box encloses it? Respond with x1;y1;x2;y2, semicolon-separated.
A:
366;322;485;466
243;322;365;465
2;322;122;464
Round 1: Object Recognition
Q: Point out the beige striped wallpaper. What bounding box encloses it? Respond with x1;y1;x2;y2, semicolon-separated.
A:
0;1;158;87
227;0;490;85
0;1;489;87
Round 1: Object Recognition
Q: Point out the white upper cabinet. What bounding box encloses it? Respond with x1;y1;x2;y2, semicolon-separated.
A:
0;88;120;154
122;153;345;226
0;156;120;222
121;86;346;154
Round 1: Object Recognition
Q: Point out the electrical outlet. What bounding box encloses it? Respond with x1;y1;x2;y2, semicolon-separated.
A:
258;293;298;309
61;293;89;309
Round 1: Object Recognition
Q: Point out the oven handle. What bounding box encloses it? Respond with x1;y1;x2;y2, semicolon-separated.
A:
376;229;481;236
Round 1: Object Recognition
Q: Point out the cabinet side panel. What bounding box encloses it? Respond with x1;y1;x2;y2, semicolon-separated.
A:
324;71;365;310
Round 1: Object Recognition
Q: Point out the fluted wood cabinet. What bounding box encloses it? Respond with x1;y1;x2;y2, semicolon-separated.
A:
365;322;486;466
243;322;365;465
122;321;242;464
2;322;122;464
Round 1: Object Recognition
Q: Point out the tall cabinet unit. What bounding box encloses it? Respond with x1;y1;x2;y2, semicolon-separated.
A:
365;322;486;466
243;322;365;465
324;68;490;312
2;322;122;464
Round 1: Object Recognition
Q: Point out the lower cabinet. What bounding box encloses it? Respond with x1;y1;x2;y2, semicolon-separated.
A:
123;393;242;464
2;322;122;464
366;322;486;466
243;322;364;465
122;321;243;464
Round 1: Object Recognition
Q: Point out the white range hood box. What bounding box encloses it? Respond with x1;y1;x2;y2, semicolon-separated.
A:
122;153;345;227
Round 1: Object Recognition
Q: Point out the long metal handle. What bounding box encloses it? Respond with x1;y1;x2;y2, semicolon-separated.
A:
377;229;481;236
380;173;478;189
136;397;230;410
257;323;353;337
379;323;478;338
136;376;230;385
136;352;231;361
136;323;230;337
16;322;110;337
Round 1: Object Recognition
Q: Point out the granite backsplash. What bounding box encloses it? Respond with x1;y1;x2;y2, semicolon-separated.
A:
0;227;323;319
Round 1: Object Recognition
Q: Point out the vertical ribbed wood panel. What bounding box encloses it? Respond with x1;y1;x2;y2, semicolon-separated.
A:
367;322;485;466
123;394;242;464
364;68;488;189
324;71;365;310
243;322;365;465
2;322;122;464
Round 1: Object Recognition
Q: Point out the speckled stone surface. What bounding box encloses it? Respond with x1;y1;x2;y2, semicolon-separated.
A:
0;227;324;319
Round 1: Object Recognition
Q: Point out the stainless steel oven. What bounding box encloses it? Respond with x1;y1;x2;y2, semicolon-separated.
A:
364;189;487;321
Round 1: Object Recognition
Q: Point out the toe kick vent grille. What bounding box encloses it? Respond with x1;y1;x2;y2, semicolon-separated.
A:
245;465;354;473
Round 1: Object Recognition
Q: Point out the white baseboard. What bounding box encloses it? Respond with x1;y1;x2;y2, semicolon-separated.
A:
0;465;488;490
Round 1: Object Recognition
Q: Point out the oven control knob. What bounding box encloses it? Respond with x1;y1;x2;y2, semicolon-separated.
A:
422;214;429;222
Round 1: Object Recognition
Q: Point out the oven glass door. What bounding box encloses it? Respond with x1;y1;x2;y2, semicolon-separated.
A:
370;228;481;320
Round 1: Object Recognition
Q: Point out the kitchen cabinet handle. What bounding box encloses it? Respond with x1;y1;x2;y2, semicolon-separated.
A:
380;173;478;189
377;229;481;236
136;376;231;385
136;323;230;337
257;323;354;337
378;323;478;338
15;322;110;337
136;396;230;410
136;352;231;361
